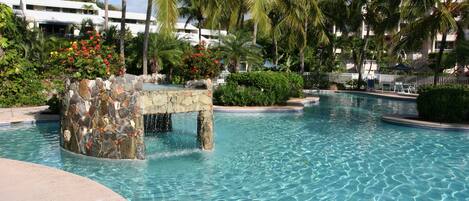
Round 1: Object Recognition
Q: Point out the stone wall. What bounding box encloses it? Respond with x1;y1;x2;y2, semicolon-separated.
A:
60;76;145;159
60;76;214;160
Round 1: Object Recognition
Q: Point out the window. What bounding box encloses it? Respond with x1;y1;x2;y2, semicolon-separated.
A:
26;5;33;10
83;10;96;15
62;8;77;13
126;19;137;24
46;7;60;12
13;5;20;9
110;18;121;23
435;41;455;50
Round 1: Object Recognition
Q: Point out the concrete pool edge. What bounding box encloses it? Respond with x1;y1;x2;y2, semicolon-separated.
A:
214;97;319;113
0;158;125;201
0;106;59;127
382;115;469;132
335;90;417;101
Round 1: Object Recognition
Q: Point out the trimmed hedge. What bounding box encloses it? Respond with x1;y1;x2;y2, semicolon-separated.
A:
214;72;304;106
417;84;469;123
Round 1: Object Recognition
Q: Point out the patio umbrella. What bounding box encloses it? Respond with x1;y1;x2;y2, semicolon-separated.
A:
263;60;277;69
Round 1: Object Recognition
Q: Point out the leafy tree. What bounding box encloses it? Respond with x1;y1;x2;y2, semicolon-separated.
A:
396;0;468;84
0;4;46;106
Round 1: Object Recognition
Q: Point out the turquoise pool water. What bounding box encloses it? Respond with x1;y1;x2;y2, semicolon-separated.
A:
0;93;468;200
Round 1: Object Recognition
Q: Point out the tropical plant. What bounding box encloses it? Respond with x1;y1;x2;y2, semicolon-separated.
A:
218;31;262;72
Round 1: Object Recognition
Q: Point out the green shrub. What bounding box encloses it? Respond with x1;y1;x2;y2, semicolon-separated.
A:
214;84;273;106
417;84;469;123
284;73;304;98
0;69;46;107
214;71;304;106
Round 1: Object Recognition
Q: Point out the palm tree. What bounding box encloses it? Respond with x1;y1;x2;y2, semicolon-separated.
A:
143;0;153;75
179;0;208;43
396;0;467;85
155;0;179;35
247;0;271;44
282;0;328;74
104;0;109;31
218;31;263;72
142;0;180;75
120;0;127;69
148;34;187;74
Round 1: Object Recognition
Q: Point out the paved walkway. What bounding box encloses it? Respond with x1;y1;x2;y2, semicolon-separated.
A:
0;106;59;126
0;158;125;201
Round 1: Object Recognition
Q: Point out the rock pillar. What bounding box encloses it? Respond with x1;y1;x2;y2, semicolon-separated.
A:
197;109;214;150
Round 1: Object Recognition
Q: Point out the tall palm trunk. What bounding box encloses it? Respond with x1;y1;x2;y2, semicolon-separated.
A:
357;25;370;90
143;0;152;75
120;0;127;68
434;32;447;85
104;0;109;31
300;20;308;74
235;59;241;73
253;22;258;44
272;30;278;66
198;18;202;43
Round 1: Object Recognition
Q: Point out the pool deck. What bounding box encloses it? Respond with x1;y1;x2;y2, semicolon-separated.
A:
0;106;59;126
382;115;469;131
0;158;125;201
336;90;417;101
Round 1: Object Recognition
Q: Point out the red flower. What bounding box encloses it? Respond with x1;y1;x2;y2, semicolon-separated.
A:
190;66;198;73
95;44;101;50
68;57;74;63
214;60;220;64
107;54;112;59
90;36;94;40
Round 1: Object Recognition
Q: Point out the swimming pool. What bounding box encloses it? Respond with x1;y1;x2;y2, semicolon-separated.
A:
0;93;467;200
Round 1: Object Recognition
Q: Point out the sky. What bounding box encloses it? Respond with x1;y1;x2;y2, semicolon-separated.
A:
108;0;147;13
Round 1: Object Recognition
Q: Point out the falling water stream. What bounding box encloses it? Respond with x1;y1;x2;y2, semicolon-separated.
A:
144;112;200;159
